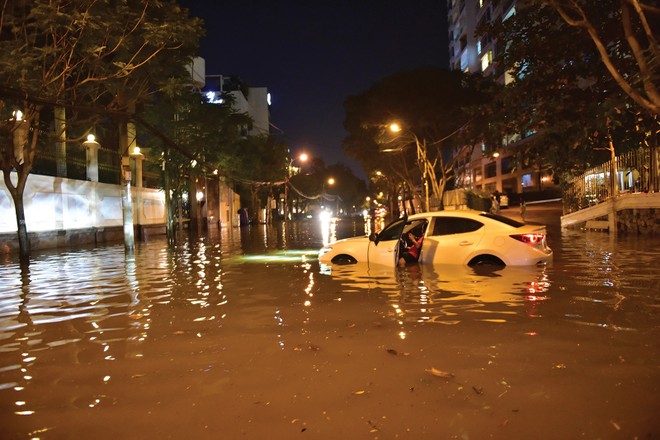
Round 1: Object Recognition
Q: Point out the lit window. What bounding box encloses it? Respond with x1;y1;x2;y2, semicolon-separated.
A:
477;40;482;54
481;51;493;71
460;51;469;71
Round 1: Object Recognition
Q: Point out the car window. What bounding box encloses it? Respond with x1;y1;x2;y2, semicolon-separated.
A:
403;219;428;236
430;217;483;236
479;213;524;228
378;218;407;241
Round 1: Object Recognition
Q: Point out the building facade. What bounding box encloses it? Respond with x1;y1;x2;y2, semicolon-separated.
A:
447;0;556;200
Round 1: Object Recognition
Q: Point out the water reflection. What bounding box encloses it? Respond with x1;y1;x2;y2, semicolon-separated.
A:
320;263;552;328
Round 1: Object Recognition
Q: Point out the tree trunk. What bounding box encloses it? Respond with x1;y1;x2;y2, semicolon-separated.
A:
2;107;39;261
10;184;30;262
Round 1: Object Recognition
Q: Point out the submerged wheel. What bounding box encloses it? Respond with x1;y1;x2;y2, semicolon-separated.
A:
331;254;358;265
468;255;505;268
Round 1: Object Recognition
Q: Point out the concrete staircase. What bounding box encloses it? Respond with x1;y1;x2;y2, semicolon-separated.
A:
561;192;660;232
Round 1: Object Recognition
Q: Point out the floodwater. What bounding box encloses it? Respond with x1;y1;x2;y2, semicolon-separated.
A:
0;219;658;439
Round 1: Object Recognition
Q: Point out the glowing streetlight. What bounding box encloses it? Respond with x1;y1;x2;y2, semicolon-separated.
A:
323;177;338;215
195;190;205;233
83;134;101;182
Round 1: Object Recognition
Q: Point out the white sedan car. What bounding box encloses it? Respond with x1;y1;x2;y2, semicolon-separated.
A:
318;210;553;267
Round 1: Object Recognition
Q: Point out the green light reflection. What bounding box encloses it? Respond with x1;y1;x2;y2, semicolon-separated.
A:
236;250;320;263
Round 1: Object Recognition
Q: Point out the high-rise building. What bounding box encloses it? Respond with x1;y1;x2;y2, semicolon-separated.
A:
448;0;516;79
447;0;554;199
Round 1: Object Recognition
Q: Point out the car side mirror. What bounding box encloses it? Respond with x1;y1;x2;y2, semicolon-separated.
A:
368;232;378;244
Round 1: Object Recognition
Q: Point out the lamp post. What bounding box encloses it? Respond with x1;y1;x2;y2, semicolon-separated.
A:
284;152;308;220
388;122;430;212
324;177;338;216
195;190;204;234
82;134;100;182
119;139;144;251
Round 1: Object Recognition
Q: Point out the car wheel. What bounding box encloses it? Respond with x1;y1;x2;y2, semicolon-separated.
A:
331;254;358;265
468;255;505;268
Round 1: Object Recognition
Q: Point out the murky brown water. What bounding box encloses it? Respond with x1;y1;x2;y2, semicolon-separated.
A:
0;220;658;439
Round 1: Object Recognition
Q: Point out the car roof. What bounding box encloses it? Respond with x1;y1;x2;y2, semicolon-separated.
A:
407;210;485;220
406;210;528;229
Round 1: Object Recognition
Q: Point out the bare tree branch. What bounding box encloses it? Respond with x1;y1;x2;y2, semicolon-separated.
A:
546;0;660;114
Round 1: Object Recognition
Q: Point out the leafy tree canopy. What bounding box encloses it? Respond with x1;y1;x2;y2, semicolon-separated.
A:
486;0;658;176
343;67;495;210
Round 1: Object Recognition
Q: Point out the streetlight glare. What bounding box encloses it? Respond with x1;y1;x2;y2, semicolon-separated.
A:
389;123;401;133
327;177;335;185
298;153;308;162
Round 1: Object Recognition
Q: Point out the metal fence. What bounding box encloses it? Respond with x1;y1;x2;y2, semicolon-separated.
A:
31;144;164;189
562;145;659;215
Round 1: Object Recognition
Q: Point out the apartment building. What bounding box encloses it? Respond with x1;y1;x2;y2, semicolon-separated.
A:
203;74;271;137
448;0;555;199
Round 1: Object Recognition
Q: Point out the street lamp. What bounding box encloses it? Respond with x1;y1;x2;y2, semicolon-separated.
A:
196;190;205;233
284;152;308;220
323;177;339;216
83;134;101;182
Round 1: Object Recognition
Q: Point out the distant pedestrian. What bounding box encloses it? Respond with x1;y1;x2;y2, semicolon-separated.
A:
494;190;501;205
520;199;527;222
489;194;500;214
238;208;249;227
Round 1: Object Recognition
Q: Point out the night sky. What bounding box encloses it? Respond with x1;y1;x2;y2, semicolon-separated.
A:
179;1;449;178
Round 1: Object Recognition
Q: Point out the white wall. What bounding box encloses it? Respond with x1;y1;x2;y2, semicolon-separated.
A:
0;173;165;234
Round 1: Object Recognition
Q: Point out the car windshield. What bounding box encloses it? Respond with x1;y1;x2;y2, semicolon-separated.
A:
479;213;525;228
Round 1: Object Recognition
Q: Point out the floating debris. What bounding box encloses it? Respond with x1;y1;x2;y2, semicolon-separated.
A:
386;348;410;356
425;367;454;379
293;344;321;352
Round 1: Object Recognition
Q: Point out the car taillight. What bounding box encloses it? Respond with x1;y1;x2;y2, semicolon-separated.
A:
510;233;545;244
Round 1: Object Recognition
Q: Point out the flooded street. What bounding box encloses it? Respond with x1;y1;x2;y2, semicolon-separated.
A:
0;219;658;439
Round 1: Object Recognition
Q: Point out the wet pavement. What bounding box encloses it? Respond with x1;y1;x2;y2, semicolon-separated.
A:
0;214;658;439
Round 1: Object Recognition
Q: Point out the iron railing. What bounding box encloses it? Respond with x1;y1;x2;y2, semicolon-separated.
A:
30;144;165;189
562;145;659;215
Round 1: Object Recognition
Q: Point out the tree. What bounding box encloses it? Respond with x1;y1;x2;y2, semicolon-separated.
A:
140;90;252;237
486;0;656;179
0;1;202;260
343;67;494;212
546;0;659;115
229;135;289;221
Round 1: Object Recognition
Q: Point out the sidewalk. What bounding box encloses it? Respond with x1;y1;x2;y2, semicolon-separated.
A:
499;200;563;227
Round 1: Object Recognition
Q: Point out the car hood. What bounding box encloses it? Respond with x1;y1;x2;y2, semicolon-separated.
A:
322;235;370;248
